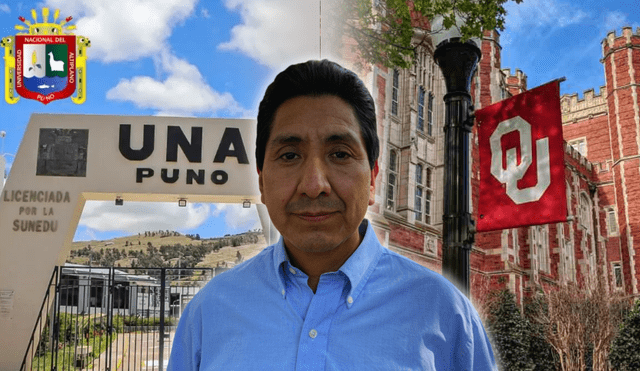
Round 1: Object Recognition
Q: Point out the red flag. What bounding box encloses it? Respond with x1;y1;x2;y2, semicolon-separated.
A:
476;81;567;232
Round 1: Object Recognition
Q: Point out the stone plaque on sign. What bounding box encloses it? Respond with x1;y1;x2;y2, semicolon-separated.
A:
36;128;88;177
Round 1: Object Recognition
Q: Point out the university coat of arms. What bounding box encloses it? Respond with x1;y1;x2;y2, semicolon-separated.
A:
1;8;90;104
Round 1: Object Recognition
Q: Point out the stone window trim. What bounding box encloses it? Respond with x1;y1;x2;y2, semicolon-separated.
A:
568;137;587;157
415;163;423;222
531;224;550;274
418;165;432;224
412;162;433;225
612;262;624;290
560;229;576;284
606;207;619;236
424;190;432;225
425;166;432;225
386;148;398;212
578;192;593;234
391;69;400;117
417;86;426;133
427;92;434;137
512;228;520;265
566;181;572;217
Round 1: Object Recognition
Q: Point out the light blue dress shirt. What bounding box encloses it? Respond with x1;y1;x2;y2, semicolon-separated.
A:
168;220;497;370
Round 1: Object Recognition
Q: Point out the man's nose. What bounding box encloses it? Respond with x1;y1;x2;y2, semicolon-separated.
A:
298;156;331;198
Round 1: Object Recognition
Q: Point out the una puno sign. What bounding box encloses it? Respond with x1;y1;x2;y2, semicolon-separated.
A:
1;7;90;104
118;124;249;185
0;114;273;370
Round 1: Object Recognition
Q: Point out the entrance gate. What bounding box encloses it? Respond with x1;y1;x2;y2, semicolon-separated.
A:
0;114;279;368
21;266;214;370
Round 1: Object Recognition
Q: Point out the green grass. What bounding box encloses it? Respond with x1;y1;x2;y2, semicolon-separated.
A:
30;314;176;370
31;333;113;371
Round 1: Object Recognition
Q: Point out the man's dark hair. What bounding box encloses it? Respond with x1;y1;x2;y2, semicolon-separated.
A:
256;59;379;171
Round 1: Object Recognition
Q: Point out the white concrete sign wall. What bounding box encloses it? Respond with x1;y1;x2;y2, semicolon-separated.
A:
0;114;270;369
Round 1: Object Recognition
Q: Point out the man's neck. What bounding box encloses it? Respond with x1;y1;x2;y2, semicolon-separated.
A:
285;231;363;293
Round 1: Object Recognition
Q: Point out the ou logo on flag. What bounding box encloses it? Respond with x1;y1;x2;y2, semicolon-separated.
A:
490;116;550;204
475;81;567;232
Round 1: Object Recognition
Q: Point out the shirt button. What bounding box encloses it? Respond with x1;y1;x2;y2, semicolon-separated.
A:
347;296;353;304
289;267;296;274
309;329;318;339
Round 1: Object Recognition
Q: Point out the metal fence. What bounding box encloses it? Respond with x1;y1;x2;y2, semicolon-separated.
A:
21;266;214;371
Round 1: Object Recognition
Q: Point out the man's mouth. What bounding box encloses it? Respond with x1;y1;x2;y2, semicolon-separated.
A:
294;211;337;222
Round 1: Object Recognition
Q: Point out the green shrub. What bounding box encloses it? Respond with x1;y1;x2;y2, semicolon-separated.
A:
116;315;175;327
610;300;640;370
486;290;532;370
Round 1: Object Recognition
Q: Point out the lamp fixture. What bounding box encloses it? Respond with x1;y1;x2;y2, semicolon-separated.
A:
243;200;251;208
178;199;187;207
115;196;123;206
430;15;481;50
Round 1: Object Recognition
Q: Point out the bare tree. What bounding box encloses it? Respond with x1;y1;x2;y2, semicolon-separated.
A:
531;265;628;371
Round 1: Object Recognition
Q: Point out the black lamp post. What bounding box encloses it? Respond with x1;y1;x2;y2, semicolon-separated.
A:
432;18;481;297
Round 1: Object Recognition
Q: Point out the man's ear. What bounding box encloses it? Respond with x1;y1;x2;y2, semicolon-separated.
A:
368;160;378;206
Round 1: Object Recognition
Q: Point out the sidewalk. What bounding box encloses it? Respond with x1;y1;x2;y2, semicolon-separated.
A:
84;331;174;371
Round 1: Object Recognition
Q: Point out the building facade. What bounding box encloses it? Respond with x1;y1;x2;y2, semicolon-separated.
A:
356;26;640;305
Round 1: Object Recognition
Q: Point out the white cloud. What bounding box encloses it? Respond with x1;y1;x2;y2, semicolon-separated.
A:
78;201;211;233
201;7;210;18
106;50;248;116
218;0;345;69
504;0;588;31
47;0;249;117
211;204;261;231
44;0;197;63
0;4;10;13
74;227;98;242
603;11;629;33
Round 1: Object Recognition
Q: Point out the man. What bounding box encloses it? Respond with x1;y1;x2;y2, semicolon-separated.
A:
168;60;497;370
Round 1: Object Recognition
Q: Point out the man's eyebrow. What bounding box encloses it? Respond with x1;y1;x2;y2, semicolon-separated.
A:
326;132;358;144
269;134;303;146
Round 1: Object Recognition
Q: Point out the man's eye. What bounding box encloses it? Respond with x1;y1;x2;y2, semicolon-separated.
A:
280;152;298;160
332;151;350;159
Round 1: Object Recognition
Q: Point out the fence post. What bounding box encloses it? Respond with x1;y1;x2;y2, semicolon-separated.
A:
106;267;115;371
50;266;59;371
159;268;166;370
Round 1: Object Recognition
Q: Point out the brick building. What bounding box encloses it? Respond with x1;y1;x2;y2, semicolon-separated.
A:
353;26;640;305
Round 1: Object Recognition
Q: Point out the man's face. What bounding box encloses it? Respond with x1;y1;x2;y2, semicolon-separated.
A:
259;95;378;255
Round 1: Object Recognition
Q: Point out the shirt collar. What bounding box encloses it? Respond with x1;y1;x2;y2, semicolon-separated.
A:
272;219;383;307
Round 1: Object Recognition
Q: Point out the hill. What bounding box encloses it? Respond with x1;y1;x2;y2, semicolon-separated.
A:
66;230;268;269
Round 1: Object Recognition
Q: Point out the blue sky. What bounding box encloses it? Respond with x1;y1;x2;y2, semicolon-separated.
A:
501;0;640;96
1;0;638;241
